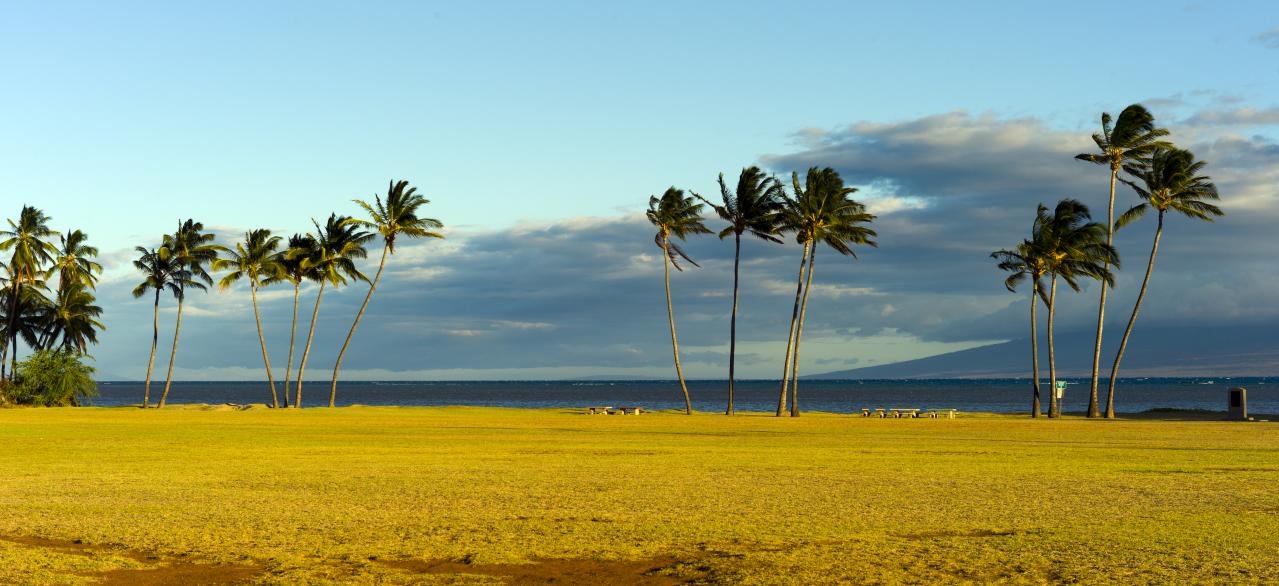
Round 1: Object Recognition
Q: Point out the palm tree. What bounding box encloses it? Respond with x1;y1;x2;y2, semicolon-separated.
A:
0;206;59;380
263;234;318;408
294;214;370;408
214;229;285;408
50;230;102;289
1035;200;1119;418
41;281;104;352
0;285;50;364
992;239;1049;417
131;247;184;408
1075;105;1170;417
781;167;876;417
693;167;784;415
1105;148;1222;418
646;187;710;415
329;180;443;407
157;220;220;408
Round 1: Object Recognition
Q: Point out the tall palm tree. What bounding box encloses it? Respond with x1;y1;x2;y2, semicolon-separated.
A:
40;281;104;352
157;220;220;408
693;167;784;415
50;230;102;289
329;180;444;407
294;214;370;408
1105;148;1222;418
782;167;876;417
0;206;59;380
214;229;285;408
132;247;184;408
1075;105;1170;417
263;234;318;408
1035;200;1119;418
646;187;710;415
992;239;1049;417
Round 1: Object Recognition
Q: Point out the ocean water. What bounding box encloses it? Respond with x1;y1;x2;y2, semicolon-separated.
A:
90;377;1277;414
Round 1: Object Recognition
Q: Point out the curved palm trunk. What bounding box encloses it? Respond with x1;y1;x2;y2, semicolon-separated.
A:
158;290;185;408
295;281;327;409
250;282;279;408
329;245;388;408
789;246;818;417
726;233;741;415
143;289;160;408
661;235;693;415
1106;212;1163;419
1029;285;1041;418
1087;167;1119;418
281;283;300;408
1047;276;1059;419
777;241;811;416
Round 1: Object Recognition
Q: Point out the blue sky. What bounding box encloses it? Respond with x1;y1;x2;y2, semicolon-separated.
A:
2;2;1277;379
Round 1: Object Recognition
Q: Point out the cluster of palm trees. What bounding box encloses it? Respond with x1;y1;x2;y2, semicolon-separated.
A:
1;207;105;388
648;166;877;417
994;104;1223;418
132;180;443;408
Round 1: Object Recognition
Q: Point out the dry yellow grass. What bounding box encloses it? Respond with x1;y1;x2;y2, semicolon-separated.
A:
0;405;1276;584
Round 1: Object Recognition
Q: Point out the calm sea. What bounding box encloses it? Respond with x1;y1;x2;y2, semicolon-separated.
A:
90;378;1276;414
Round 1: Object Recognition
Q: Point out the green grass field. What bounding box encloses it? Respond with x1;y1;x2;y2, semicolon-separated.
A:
1;406;1276;585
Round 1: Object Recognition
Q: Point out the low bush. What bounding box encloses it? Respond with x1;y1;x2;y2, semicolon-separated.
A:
3;349;97;406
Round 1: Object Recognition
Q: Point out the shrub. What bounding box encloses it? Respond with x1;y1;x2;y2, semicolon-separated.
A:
6;350;98;406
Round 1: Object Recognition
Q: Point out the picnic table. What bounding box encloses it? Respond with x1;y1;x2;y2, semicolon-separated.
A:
889;408;920;418
584;406;613;415
926;409;958;419
615;406;645;415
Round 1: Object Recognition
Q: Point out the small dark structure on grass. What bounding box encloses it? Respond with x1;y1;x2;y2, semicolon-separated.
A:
1227;387;1248;421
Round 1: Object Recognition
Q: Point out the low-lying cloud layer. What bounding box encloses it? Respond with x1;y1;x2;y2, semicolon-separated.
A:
82;103;1279;380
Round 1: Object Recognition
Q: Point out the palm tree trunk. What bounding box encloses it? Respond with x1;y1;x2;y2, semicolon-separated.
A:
1105;212;1163;419
1047;276;1059;419
777;241;810;416
1030;285;1041;418
250;282;279;408
295;280;327;409
281;283;299;408
1087;167;1119;418
662;235;693;415
726;232;741;416
5;281;20;381
158;290;184;408
329;244;388;408
789;245;818;417
144;289;160;408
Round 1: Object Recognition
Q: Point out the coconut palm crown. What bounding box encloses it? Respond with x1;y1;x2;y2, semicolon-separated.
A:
346;180;444;252
213;229;284;290
694;167;785;243
50;230;102;289
647;187;712;270
1117;148;1223;229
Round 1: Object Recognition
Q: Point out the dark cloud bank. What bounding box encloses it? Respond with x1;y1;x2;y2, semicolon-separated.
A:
88;108;1279;379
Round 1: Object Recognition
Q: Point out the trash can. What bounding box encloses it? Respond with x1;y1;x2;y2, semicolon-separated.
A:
1228;387;1247;421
